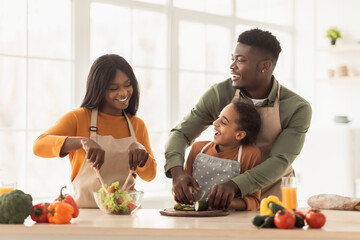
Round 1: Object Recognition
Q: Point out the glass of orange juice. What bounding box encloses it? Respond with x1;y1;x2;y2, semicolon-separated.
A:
281;177;297;210
0;181;17;196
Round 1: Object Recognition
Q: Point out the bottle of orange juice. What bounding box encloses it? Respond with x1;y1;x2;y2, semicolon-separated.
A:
281;177;297;210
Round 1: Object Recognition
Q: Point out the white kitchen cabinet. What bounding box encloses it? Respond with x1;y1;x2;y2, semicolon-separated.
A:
293;123;360;207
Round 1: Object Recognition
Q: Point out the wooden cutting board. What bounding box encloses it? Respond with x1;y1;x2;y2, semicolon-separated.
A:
159;208;230;217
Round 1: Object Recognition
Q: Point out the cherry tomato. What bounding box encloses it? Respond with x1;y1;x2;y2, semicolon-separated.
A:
293;210;306;220
274;209;296;229
305;209;326;228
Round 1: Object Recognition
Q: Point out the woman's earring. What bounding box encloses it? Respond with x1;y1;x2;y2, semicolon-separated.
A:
261;69;265;73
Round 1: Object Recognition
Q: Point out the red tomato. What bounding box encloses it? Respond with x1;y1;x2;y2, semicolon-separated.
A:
293;210;306;220
127;203;137;212
274;209;296;229
305;209;326;228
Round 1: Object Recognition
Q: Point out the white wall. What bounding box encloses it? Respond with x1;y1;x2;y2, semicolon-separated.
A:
294;0;315;104
313;0;360;124
294;0;360;207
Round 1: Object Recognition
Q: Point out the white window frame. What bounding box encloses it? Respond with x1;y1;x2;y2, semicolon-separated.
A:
71;0;295;196
72;0;295;125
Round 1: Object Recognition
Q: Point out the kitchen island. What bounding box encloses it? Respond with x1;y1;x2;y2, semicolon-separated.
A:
1;208;360;240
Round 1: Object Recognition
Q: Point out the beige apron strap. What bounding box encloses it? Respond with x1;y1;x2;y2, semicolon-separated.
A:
202;142;242;164
90;109;98;139
274;83;281;108
123;111;136;138
237;145;243;163
234;89;240;99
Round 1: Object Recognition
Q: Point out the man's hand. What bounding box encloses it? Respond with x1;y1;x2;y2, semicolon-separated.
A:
207;180;240;210
171;166;200;204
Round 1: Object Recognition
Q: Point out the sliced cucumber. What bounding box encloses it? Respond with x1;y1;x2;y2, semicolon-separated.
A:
182;206;195;211
174;203;184;211
195;201;208;211
173;203;195;211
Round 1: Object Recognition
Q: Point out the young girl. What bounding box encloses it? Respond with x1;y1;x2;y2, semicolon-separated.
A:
184;100;261;211
33;54;157;208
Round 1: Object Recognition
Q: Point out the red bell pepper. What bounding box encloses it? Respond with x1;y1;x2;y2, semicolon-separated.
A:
31;203;50;223
55;186;79;218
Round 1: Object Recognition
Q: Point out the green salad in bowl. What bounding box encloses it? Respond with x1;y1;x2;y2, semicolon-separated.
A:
93;181;143;214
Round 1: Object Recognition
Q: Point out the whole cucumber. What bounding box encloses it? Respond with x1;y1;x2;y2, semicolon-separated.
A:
252;215;268;227
268;202;285;214
262;216;276;228
294;214;305;228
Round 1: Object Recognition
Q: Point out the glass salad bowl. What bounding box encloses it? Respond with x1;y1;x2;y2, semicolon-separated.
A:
93;190;143;215
93;181;143;215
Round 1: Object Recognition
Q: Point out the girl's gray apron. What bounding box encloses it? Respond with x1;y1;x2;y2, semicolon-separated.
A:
192;142;243;201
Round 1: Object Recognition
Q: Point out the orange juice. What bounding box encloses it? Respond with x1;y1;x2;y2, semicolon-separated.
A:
281;187;297;210
0;187;14;196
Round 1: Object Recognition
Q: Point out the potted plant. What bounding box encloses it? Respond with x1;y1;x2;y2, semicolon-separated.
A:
326;27;342;45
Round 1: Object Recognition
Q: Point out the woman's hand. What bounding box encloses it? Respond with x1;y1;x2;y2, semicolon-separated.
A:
128;142;149;171
80;138;105;169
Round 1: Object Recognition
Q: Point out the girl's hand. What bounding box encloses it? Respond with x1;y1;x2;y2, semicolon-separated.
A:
80;138;105;169
128;142;149;171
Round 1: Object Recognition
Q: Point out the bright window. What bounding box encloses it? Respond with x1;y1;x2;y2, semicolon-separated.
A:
0;0;72;198
0;0;295;200
236;0;293;26
178;21;231;118
174;0;233;16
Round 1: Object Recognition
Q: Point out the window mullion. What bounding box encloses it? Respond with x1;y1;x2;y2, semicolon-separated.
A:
168;6;179;128
72;0;91;107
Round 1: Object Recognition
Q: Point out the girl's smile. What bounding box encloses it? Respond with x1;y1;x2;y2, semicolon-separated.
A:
212;104;246;152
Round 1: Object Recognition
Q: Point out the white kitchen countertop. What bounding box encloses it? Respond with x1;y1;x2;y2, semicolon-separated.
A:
1;208;360;240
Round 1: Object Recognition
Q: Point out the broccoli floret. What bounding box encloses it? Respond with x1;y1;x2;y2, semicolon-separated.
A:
0;190;33;224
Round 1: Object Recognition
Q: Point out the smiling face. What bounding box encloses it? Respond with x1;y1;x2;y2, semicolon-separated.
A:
213;103;246;152
230;42;271;91
101;70;133;115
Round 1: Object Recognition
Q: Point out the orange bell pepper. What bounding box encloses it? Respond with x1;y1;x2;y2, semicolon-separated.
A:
45;201;74;224
55;186;79;218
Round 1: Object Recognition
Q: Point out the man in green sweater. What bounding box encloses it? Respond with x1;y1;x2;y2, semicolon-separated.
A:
165;28;312;210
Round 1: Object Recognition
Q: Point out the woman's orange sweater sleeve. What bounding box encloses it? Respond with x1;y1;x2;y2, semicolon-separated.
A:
33;108;156;182
132;118;157;182
33;111;78;158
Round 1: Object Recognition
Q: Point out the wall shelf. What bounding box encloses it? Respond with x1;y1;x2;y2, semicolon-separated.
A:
317;44;360;53
317;76;360;83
